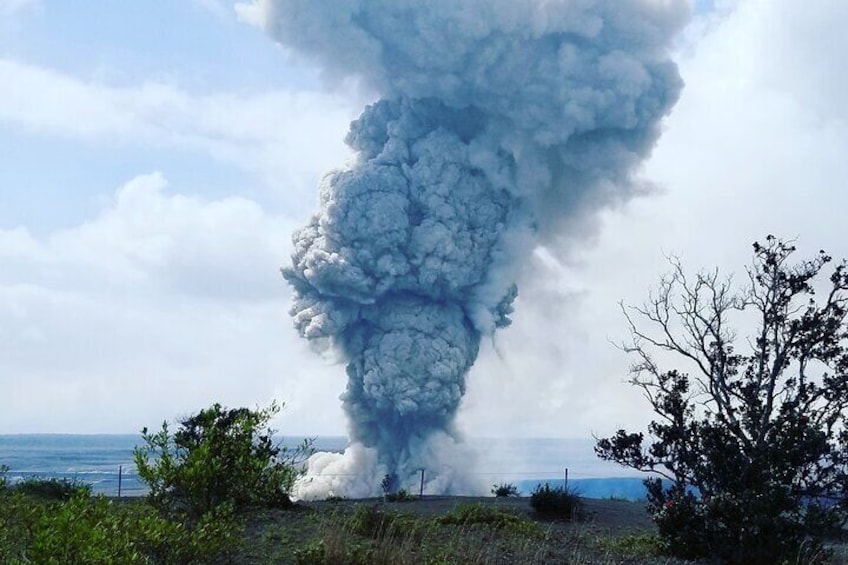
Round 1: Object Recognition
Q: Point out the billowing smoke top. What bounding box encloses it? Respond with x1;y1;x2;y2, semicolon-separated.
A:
248;0;687;495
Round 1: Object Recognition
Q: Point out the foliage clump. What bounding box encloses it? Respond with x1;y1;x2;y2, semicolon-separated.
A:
597;236;848;563
529;483;583;519
0;490;241;564
0;402;316;563
348;505;419;541
437;503;542;538
0;467;92;501
13;477;92;501
134;400;312;517
491;482;520;497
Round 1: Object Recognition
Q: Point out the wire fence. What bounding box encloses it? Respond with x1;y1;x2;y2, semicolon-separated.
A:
4;460;648;500
298;469;650;498
6;470;649;502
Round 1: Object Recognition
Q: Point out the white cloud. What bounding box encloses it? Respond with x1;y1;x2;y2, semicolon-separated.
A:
3;173;291;300
0;13;360;435
458;0;848;438
749;0;848;123
234;0;265;27
636;0;848;263
0;58;358;197
0;173;345;434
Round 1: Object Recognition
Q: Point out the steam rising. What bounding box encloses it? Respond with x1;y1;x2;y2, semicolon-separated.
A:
245;0;687;496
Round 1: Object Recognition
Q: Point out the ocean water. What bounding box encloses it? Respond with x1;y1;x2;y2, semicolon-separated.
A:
0;435;647;500
0;434;148;496
0;435;350;497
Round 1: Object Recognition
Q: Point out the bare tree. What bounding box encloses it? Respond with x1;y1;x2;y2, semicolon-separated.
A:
596;236;848;563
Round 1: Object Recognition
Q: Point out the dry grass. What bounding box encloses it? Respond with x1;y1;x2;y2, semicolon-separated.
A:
230;495;848;564
233;496;689;564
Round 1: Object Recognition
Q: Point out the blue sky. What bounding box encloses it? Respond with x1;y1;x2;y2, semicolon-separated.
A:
0;0;340;233
2;0;847;438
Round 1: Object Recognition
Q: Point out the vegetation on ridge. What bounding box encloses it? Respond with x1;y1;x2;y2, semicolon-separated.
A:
598;236;848;563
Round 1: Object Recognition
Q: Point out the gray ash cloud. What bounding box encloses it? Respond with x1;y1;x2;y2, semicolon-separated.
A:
254;0;687;491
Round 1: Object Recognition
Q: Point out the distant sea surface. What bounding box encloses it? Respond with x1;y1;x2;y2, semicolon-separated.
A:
0;435;647;500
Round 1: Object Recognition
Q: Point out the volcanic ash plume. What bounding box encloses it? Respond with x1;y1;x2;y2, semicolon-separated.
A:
247;0;688;495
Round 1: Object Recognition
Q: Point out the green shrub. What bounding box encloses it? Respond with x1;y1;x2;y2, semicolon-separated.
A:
437;503;542;538
135;501;243;564
491;482;520;497
25;494;146;564
293;539;326;564
134;400;312;517
529;483;583;519
347;505;417;541
0;490;242;564
293;537;373;565
0;490;36;562
0;465;8;491
348;505;387;539
13;477;92;501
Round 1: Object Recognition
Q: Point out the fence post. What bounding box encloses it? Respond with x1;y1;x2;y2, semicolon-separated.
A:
118;465;123;498
564;467;568;491
419;468;425;499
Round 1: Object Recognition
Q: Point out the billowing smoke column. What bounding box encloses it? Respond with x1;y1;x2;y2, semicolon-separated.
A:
248;0;687;495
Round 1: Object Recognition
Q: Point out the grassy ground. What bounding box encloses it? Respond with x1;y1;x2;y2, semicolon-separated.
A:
231;495;848;564
7;491;848;563
227;495;689;564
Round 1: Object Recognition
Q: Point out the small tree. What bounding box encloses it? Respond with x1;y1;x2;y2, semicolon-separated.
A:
596;236;848;563
134;401;313;517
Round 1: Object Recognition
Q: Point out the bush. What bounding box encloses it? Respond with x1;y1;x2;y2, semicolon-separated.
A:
437;503;542;538
293;539;327;564
347;505;419;542
13;477;92;501
348;505;392;539
491;482;520;497
293;537;373;565
529;483;583;519
0;489;33;562
134;401;313;517
0;491;242;564
596;236;848;563
136;501;243;564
